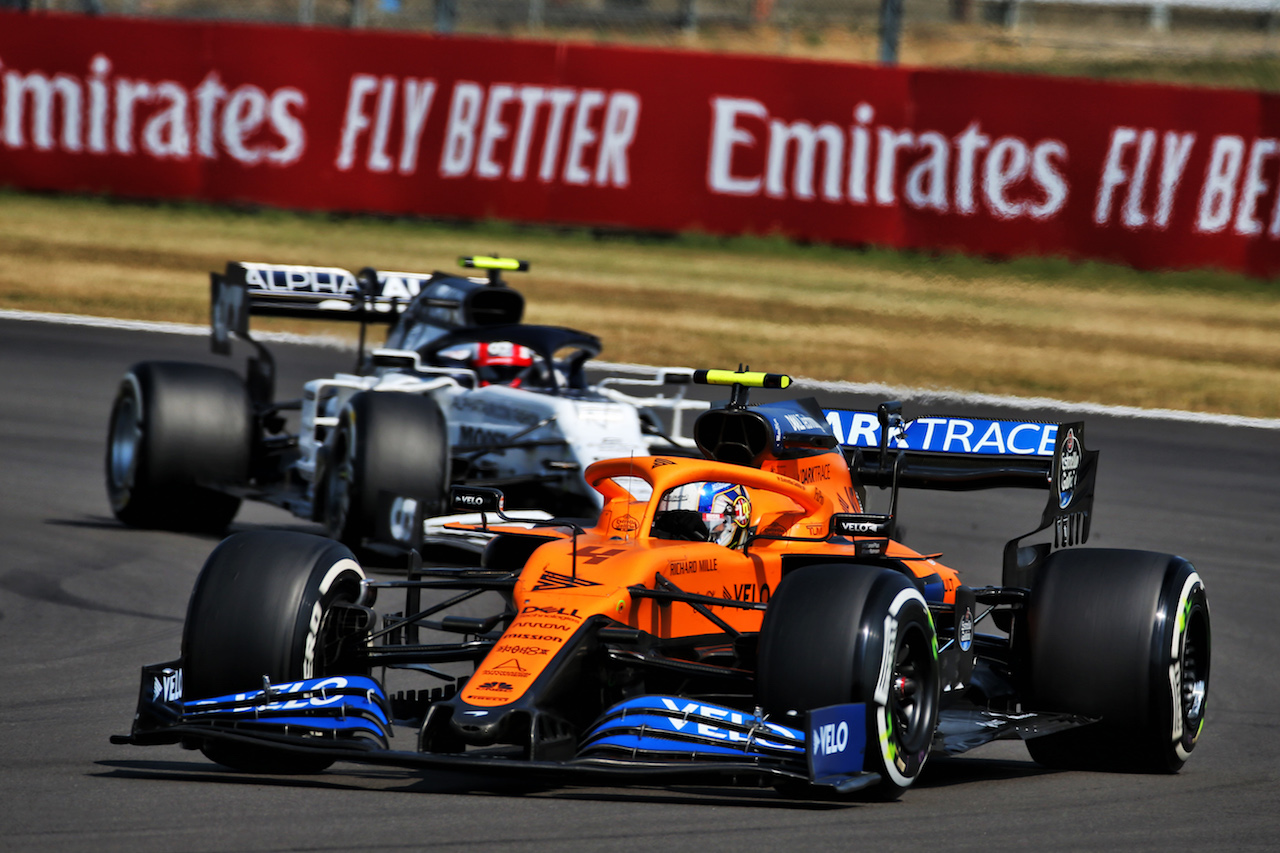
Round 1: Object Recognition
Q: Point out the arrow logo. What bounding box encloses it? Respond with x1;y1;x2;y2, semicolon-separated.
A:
531;570;603;590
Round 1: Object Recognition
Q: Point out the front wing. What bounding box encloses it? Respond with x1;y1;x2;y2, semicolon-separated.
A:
112;666;879;794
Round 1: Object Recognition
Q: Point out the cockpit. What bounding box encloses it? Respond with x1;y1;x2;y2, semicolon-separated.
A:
650;480;752;549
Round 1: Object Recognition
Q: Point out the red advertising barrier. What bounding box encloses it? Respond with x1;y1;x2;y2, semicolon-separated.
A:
2;11;1279;276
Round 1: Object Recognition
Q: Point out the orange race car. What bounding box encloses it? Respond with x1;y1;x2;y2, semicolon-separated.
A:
113;369;1210;800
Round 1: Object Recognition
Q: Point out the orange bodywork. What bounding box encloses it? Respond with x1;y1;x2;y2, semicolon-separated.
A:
459;451;960;708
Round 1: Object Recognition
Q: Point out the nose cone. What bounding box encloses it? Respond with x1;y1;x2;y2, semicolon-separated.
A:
447;700;512;746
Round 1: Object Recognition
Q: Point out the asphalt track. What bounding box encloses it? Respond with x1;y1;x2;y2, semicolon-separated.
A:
1;315;1276;852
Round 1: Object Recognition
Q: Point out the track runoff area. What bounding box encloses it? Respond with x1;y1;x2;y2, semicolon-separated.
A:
4;308;1277;432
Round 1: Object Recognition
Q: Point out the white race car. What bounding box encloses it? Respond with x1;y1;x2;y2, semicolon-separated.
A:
106;257;704;556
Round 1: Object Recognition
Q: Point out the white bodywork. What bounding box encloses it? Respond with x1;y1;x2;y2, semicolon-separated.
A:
296;350;704;512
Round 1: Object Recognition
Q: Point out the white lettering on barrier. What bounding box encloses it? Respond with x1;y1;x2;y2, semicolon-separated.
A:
767;118;845;201
1030;139;1069;218
476;83;515;179
954;120;989;214
709;98;767;196
509;86;544;180
336;74;437;174
906;130;949;212
707;97;1069;221
564;88;606;185
539;88;576;182
986;136;1030;219
597;91;639;186
1;54;306;165
1198;135;1244;233
440;80;482;178
1181;132;1280;238
13;38;1280;268
705;100;1280;244
430;81;638;187
1235;137;1278;236
876;126;915;205
336;75;376;170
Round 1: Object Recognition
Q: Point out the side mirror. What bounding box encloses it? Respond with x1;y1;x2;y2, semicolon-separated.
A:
370;348;424;372
830;512;894;538
450;485;505;514
876;401;903;454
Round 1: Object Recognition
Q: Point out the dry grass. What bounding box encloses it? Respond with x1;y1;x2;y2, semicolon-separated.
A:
2;191;1278;418
536;18;1280;91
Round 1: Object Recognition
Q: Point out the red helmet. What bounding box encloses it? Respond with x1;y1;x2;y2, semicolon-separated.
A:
439;341;535;386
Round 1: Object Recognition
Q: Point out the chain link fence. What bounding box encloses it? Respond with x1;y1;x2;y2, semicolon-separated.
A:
7;0;1280;63
8;0;915;31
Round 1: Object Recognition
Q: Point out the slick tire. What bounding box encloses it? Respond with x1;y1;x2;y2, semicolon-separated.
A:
182;531;369;773
758;563;940;800
1025;548;1210;773
105;361;249;533
320;391;449;550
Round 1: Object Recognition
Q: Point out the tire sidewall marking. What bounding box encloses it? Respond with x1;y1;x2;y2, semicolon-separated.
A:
302;558;365;679
874;586;930;788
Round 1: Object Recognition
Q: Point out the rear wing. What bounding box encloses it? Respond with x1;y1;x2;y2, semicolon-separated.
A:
211;257;528;356
826;408;1071;490
209;257;527;407
212;262;437;354
824;406;1099;589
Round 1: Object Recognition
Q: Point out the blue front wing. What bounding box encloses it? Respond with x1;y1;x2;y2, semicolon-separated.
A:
117;665;876;791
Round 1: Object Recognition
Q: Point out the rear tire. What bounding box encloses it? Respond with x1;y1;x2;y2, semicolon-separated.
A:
758;563;940;800
321;391;449;549
105;361;249;533
182;531;369;773
1025;548;1210;773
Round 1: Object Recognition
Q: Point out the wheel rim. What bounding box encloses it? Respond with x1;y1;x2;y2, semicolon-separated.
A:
1180;606;1209;739
316;579;372;676
889;624;937;755
324;437;354;540
108;391;142;493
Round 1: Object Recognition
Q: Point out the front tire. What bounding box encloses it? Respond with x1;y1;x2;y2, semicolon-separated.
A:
757;563;941;800
182;531;369;772
321;391;449;549
1025;548;1210;772
105;361;249;533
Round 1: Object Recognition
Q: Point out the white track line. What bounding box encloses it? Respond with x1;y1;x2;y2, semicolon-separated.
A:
6;308;1278;430
0;308;352;348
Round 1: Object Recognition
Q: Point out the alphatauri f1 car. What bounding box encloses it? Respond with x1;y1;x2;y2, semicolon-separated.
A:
105;257;704;554
113;370;1210;799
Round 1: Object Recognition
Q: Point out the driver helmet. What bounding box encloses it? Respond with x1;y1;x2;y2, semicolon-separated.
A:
437;341;535;386
651;481;752;548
